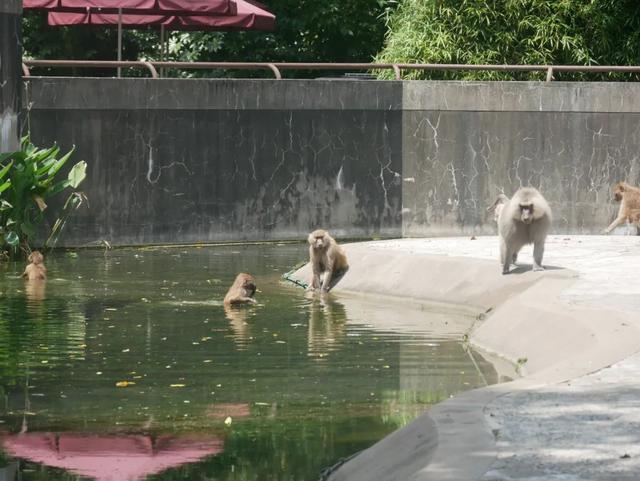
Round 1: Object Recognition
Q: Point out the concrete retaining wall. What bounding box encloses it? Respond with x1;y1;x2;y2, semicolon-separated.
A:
26;78;403;245
24;78;640;245
0;0;21;152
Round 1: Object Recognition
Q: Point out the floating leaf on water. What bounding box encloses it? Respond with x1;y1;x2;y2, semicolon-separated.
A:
224;416;232;426
170;384;186;388
115;381;135;387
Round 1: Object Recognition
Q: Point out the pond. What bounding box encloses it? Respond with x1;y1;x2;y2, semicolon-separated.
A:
0;244;501;481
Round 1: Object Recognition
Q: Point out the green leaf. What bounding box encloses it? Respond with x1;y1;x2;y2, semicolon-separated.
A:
0;180;10;194
67;160;87;188
5;231;19;246
0;160;13;180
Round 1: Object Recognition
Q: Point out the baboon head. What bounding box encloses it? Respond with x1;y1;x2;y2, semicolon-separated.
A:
28;251;44;264
519;203;534;224
308;229;330;250
613;182;626;202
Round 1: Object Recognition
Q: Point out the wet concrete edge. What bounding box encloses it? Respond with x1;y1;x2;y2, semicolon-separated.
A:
289;241;640;481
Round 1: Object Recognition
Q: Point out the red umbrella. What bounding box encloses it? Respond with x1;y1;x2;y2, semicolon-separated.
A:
2;432;224;481
23;0;275;75
48;0;276;31
24;0;233;14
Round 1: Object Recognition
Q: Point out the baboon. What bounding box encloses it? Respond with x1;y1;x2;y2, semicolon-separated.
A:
307;229;349;292
487;194;509;223
22;251;47;281
223;273;257;306
498;187;552;274
604;181;640;234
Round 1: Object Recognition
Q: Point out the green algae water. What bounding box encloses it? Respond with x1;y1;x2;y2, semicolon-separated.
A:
0;244;500;481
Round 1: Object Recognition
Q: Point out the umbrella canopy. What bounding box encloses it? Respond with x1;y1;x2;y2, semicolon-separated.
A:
2;432;224;481
24;0;233;14
48;0;276;31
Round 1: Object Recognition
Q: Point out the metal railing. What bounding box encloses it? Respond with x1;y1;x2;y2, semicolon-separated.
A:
21;60;640;81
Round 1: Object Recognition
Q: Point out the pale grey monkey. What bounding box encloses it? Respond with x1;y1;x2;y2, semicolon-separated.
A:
498;187;552;274
487;193;509;223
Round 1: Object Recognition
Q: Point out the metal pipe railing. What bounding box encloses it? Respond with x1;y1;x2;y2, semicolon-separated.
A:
21;60;640;81
23;60;158;78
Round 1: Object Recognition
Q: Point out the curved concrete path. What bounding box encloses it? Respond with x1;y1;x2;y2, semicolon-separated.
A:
292;235;640;481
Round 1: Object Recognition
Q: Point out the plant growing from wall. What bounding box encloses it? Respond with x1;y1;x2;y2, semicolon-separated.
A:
0;136;87;257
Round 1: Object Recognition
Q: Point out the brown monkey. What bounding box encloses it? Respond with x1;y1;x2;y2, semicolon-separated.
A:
498;187;552;274
22;251;47;281
604;181;640;234
223;273;257;306
487;194;509;223
307;229;349;292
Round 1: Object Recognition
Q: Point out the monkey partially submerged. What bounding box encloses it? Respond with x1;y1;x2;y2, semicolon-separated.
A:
498;187;552;274
223;273;257;306
22;251;47;281
307;229;349;292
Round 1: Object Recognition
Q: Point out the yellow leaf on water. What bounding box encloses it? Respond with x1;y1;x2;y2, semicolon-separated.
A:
115;381;135;387
170;384;186;388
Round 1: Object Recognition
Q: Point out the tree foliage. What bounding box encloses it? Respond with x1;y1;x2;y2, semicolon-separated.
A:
376;0;640;80
23;1;396;78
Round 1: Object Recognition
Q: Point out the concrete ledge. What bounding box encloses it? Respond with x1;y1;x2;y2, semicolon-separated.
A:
290;237;640;481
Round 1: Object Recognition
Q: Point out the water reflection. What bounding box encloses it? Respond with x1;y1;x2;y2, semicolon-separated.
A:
307;295;347;361
1;432;223;481
223;305;253;349
0;245;502;481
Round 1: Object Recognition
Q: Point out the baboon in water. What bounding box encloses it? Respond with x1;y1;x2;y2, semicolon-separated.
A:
223;273;257;306
498;187;552;274
22;251;47;281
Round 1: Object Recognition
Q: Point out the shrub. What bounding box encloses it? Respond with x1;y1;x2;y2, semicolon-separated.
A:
0;137;87;257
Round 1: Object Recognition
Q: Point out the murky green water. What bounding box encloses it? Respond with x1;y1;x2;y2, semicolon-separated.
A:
0;244;500;481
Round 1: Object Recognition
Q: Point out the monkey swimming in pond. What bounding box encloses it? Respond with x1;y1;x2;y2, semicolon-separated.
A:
223;273;257;306
22;250;47;281
307;229;349;292
498;187;552;274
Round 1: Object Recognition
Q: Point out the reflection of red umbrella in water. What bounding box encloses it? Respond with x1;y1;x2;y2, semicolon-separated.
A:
2;433;223;481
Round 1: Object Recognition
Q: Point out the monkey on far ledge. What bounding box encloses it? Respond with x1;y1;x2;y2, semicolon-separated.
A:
223;273;257;306
604;181;640;234
22;250;47;281
498;187;552;274
307;229;349;292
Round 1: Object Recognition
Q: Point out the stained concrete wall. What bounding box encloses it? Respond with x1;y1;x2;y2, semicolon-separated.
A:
0;0;21;152
402;82;640;236
24;78;640;246
26;78;403;245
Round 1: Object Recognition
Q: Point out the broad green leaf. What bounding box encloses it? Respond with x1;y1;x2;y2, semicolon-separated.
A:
67;160;87;188
0;180;10;194
0;152;18;163
0;160;13;180
5;231;19;246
